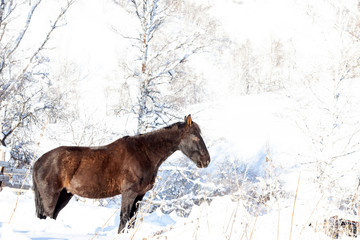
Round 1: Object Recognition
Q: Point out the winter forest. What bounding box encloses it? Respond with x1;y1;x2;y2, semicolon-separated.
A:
1;0;360;239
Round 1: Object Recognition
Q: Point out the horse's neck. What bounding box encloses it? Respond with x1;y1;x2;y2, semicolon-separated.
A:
141;127;182;168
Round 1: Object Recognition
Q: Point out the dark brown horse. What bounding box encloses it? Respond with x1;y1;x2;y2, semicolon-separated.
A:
32;115;210;233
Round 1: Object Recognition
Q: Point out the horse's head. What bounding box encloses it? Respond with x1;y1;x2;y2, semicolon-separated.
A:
179;115;210;168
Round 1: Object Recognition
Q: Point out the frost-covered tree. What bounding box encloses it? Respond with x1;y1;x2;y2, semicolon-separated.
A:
294;0;360;216
0;0;74;166
114;0;217;133
231;38;296;95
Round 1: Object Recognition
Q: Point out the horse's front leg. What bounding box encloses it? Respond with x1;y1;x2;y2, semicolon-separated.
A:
118;191;138;234
128;194;145;229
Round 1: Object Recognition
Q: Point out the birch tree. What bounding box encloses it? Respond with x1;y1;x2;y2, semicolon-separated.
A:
0;0;75;165
114;0;217;133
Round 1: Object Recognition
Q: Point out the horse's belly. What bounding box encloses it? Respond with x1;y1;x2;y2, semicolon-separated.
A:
67;176;122;199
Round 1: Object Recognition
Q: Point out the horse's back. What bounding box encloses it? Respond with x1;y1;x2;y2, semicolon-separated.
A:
34;145;106;173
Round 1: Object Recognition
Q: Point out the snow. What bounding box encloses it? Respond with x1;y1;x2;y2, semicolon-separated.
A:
1;0;360;239
0;184;352;240
1;90;359;239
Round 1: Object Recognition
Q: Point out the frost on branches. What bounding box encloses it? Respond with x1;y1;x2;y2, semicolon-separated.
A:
113;0;217;133
0;0;74;166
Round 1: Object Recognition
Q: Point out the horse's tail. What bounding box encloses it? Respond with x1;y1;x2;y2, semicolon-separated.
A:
33;172;46;219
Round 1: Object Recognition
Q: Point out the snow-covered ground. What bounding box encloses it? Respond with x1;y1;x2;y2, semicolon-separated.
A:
1;90;359;239
0;187;353;240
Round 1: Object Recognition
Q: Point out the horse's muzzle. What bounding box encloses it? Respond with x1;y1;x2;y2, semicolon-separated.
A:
199;155;210;168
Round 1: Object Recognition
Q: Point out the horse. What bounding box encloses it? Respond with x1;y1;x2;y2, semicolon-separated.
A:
32;115;210;233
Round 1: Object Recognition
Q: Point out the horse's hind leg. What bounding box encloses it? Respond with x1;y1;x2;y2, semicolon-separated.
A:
41;188;62;219
34;177;64;219
53;188;73;219
33;176;46;219
33;168;63;219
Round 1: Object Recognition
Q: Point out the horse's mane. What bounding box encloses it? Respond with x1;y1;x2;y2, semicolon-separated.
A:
133;121;202;138
164;121;201;134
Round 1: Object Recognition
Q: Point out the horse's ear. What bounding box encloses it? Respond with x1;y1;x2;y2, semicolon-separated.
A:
185;114;192;127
